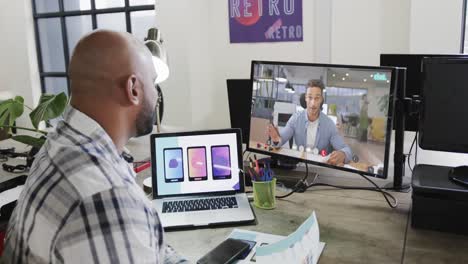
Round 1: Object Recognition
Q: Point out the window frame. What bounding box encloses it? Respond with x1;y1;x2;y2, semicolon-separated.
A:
462;0;467;53
31;0;155;94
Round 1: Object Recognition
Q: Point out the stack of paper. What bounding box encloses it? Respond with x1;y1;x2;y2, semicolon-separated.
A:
228;211;325;264
0;185;23;215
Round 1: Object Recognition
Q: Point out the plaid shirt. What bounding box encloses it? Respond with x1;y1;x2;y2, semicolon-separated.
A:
3;107;188;264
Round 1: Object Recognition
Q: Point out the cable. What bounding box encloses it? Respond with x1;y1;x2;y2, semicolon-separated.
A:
407;133;417;172
415;132;419;167
305;182;398;207
275;162;309;198
308;172;398;208
356;173;398;208
275;164;398;208
304;178;398;208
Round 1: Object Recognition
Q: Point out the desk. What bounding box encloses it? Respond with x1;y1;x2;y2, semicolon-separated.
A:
2;134;468;263
127;135;468;264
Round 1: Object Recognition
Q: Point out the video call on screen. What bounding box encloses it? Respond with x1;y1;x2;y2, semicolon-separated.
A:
249;62;393;178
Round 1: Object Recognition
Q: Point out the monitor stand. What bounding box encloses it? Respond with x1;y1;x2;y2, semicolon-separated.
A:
448;166;468;188
383;177;411;193
389;68;413;193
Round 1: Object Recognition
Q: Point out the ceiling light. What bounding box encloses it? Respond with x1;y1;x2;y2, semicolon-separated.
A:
275;77;287;83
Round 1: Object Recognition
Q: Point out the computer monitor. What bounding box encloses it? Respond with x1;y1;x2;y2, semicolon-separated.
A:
227;79;252;144
380;54;468;132
419;57;468;153
248;61;397;179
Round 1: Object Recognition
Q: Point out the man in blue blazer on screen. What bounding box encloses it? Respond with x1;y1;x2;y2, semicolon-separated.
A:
268;80;352;166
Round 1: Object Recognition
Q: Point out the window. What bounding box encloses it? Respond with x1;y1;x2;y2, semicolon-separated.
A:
32;0;156;95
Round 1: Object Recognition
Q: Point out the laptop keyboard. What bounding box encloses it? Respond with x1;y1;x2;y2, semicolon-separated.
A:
162;196;238;213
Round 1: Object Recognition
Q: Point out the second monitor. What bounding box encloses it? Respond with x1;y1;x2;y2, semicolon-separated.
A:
248;61;396;179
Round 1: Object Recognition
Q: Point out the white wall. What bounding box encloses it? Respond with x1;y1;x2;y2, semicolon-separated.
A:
331;0;383;65
156;0;468;172
0;0;41;127
158;0;414;130
2;0;468;169
155;2;194;128
3;0;463;130
409;0;464;53
157;0;316;130
331;0;411;66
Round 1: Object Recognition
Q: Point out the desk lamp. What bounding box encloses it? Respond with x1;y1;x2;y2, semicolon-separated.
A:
144;27;169;133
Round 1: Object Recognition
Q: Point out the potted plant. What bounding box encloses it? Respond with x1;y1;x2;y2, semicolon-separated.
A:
0;92;68;163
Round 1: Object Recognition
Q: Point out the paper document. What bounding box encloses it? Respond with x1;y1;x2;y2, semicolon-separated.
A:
228;211;325;264
0;185;23;213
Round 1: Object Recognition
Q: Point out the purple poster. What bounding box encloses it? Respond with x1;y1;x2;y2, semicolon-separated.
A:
228;0;303;43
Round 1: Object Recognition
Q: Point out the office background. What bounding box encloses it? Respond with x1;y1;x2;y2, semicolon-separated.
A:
1;0;468;180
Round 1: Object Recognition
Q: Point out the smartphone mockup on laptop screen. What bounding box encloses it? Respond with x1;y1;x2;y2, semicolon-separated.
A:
211;145;232;180
187;146;208;181
150;129;256;230
163;148;184;183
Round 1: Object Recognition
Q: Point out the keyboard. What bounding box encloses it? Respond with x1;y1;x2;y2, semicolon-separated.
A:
162;196;238;213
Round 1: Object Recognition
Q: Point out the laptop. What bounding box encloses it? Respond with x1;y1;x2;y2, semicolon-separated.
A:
150;129;256;230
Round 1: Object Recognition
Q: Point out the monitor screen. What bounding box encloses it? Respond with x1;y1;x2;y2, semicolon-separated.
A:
380;54;468;132
419;57;468;153
227;79;252;144
248;61;396;178
151;130;243;197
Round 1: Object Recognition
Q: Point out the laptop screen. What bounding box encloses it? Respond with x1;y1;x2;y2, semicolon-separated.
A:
151;130;243;197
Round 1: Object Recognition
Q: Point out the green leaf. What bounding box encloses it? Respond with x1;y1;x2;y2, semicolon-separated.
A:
29;93;68;129
0;96;25;132
12;135;46;148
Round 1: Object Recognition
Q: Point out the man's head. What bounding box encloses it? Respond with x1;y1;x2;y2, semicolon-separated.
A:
69;30;158;146
305;80;325;119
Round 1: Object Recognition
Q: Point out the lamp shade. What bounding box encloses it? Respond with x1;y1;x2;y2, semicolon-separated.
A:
145;28;169;84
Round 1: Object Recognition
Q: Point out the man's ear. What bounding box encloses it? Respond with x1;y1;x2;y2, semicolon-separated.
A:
125;74;140;105
321;97;324;110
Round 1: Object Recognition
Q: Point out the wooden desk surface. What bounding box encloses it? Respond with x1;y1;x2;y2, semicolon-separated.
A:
1;134;468;264
127;135;468;264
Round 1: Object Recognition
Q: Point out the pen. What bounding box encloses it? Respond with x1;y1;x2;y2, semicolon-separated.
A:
247;167;258;181
246;167;254;181
266;162;271;181
134;161;151;173
253;155;260;174
248;157;255;172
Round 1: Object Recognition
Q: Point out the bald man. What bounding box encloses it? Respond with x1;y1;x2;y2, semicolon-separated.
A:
3;30;188;263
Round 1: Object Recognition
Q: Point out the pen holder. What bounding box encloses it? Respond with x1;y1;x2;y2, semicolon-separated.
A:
252;178;276;209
